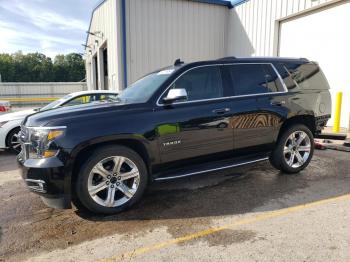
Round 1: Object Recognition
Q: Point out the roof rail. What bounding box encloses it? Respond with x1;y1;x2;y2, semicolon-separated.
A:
218;56;237;61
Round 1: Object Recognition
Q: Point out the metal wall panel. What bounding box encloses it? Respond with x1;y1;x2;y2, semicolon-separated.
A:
0;82;87;106
125;0;228;84
85;0;123;91
228;0;335;57
0;83;87;96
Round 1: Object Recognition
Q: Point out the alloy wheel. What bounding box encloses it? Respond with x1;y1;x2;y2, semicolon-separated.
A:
283;131;311;168
10;130;21;153
87;156;140;208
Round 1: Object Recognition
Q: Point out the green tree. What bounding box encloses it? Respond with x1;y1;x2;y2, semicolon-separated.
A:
0;51;86;82
53;54;69;82
0;54;15;82
53;53;85;82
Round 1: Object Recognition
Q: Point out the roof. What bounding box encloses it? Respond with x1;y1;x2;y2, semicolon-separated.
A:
176;57;310;68
231;0;249;7
190;0;233;8
216;57;309;63
85;0;233;48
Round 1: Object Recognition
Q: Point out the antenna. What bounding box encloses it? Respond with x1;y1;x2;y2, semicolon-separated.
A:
174;59;184;66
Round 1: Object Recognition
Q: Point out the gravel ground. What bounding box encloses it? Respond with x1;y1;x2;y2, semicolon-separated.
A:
0;149;349;262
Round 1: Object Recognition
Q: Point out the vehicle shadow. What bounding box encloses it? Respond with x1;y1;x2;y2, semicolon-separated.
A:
76;153;350;223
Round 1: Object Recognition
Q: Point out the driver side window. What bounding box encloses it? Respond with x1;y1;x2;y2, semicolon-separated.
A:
166;66;223;102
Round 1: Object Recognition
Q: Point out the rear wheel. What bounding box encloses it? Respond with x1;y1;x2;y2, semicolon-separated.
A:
76;145;148;214
270;124;314;174
6;127;21;154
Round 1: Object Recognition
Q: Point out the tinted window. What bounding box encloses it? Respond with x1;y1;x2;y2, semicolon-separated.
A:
283;63;330;90
275;63;297;90
119;69;173;103
229;64;283;96
166;66;223;102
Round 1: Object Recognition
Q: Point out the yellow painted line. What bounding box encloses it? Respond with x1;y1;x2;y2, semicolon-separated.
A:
99;193;350;262
4;97;59;102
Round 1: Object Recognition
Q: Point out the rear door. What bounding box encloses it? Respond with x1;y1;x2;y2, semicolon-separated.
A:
155;65;235;164
225;63;287;153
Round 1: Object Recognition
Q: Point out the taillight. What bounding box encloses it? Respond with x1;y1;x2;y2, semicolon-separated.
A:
0;106;10;112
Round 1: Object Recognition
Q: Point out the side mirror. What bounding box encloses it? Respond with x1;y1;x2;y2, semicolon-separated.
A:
163;88;188;104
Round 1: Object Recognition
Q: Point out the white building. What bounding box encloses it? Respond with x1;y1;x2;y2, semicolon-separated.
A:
85;0;350;128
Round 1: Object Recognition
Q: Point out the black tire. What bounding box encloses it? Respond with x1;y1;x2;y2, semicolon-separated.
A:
76;145;148;214
6;127;21;154
270;124;314;174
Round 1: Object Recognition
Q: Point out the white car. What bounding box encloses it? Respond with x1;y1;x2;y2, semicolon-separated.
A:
0;90;118;153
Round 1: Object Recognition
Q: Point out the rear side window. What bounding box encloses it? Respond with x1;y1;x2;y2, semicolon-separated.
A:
283;63;330;90
166;66;224;102
228;64;284;96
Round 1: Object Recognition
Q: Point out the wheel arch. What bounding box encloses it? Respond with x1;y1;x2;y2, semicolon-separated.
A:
70;136;150;179
68;137;153;208
5;126;21;147
278;114;316;142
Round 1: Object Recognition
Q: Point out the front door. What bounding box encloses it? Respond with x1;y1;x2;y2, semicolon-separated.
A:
154;65;234;164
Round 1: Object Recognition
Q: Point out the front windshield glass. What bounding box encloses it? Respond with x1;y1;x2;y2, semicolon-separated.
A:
118;68;174;103
40;94;73;111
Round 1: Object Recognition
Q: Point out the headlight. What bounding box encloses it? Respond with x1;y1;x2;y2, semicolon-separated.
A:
0;121;8;128
26;126;66;159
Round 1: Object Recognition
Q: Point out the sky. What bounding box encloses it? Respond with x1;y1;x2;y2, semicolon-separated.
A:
0;0;240;59
0;0;101;59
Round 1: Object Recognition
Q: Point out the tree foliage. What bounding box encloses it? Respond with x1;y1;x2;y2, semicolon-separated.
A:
0;51;85;82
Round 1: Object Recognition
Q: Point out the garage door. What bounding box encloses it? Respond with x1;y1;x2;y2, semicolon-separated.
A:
279;2;350;129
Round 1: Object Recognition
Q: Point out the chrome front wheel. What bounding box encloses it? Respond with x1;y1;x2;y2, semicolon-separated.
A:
87;156;141;208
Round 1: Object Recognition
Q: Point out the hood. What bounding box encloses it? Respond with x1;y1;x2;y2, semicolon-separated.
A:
0;109;36;122
24;101;142;127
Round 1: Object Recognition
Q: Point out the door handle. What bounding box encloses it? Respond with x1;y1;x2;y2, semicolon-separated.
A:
270;101;286;106
213;108;230;114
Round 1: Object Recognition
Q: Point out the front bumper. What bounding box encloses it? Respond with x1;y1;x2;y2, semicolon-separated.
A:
17;153;72;209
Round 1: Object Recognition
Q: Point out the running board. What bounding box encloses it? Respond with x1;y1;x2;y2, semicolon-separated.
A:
153;155;269;181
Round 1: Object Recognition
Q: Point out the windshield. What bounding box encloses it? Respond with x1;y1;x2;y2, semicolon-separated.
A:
118;69;174;103
40;94;73;111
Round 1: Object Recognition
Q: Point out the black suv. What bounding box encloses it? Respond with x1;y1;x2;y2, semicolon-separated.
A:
18;57;331;214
